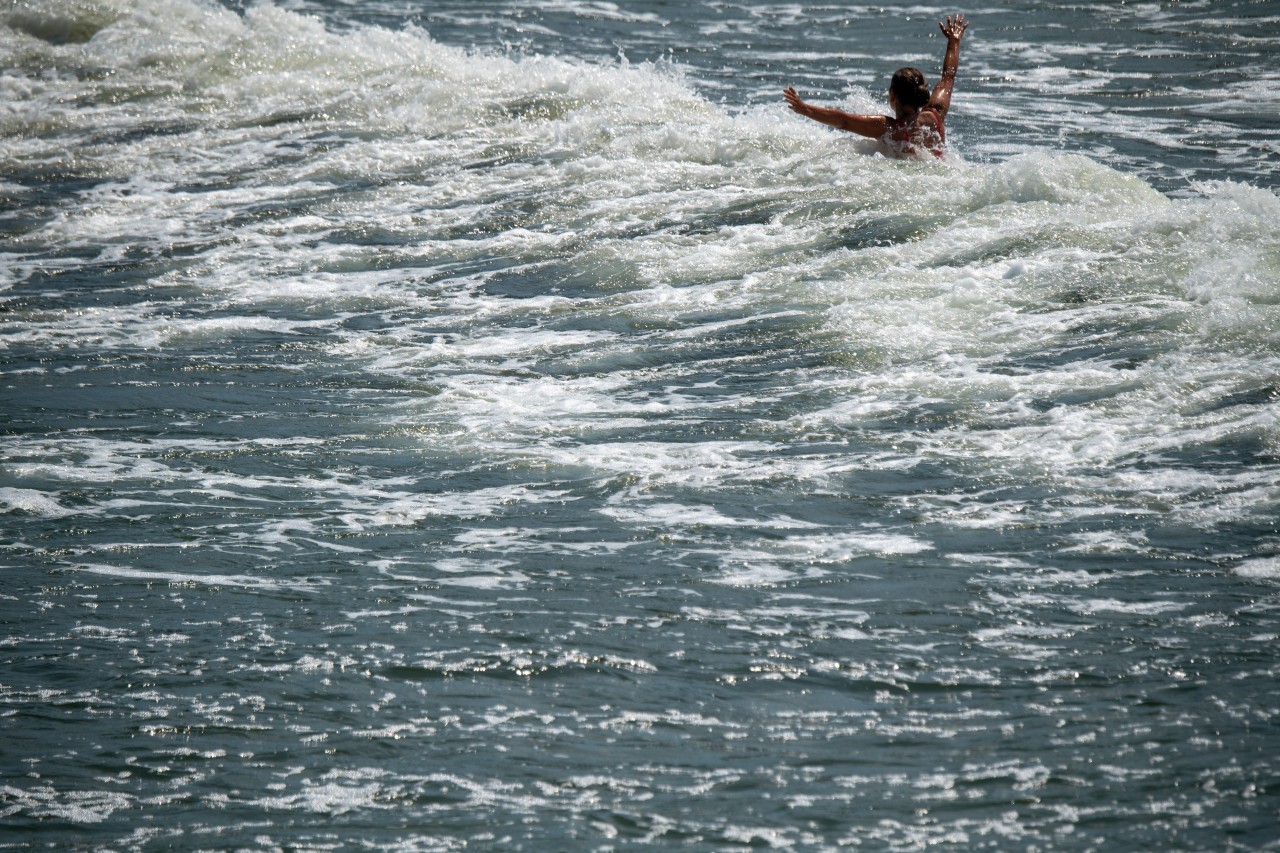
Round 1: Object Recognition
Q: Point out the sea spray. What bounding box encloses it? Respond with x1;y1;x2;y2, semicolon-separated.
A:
3;1;1279;849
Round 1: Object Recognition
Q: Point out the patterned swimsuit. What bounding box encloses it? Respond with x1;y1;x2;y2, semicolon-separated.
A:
883;106;946;159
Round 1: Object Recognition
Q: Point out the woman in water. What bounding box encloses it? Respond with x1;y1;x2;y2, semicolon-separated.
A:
783;14;969;159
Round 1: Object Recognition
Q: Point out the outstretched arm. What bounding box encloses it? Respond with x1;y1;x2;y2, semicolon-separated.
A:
929;14;968;114
783;86;888;139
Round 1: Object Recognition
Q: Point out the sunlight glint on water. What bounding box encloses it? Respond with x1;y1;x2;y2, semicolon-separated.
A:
2;0;1279;849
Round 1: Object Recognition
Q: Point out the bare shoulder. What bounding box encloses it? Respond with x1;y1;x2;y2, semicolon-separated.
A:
918;107;944;127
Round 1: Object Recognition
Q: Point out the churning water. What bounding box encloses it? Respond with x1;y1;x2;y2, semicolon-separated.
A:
2;0;1279;849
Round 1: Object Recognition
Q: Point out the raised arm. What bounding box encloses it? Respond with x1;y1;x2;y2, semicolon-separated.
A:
929;14;968;114
783;86;888;139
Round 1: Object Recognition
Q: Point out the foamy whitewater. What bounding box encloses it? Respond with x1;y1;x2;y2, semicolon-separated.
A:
2;0;1279;849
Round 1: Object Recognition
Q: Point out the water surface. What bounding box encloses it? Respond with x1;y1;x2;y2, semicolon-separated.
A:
2;0;1279;849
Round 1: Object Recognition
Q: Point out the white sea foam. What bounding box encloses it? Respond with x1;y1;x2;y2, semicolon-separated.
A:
0;785;133;824
0;0;1275;770
1236;557;1280;580
0;487;74;517
708;561;807;587
4;2;1279;850
430;558;531;589
701;529;934;587
599;501;817;530
70;563;326;591
1066;598;1187;616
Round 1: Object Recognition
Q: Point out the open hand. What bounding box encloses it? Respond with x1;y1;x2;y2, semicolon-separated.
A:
940;14;968;41
783;86;809;115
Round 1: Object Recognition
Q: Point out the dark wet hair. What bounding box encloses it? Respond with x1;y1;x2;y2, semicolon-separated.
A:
890;67;931;110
